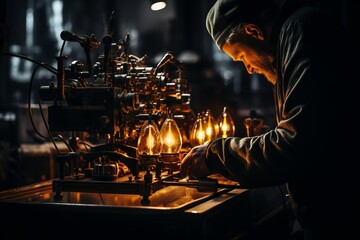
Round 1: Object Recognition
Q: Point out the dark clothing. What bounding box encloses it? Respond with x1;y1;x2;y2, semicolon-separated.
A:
205;1;358;239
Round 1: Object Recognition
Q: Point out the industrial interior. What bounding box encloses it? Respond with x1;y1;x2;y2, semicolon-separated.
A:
0;0;357;239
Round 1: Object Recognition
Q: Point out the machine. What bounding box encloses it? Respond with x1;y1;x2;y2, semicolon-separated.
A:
35;25;213;205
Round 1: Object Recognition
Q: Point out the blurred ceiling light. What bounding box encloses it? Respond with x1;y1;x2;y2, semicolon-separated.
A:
150;0;167;11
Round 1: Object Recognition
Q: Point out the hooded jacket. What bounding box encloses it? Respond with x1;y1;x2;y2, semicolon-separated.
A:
205;1;358;238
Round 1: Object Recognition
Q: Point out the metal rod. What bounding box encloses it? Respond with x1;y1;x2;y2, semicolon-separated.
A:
161;179;243;192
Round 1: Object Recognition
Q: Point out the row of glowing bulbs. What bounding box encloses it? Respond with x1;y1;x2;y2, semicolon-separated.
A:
137;107;235;156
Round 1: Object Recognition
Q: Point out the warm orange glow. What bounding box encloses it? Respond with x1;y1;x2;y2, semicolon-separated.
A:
196;127;205;144
244;117;264;137
204;109;218;142
190;113;207;147
205;126;213;137
146;127;155;155
164;130;175;147
160;117;182;154
217;107;235;138
221;112;228;137
137;120;162;156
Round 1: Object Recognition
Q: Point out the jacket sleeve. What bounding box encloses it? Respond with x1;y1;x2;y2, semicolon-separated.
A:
205;13;331;188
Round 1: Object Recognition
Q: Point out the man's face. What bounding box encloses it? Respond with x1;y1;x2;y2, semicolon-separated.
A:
222;39;276;85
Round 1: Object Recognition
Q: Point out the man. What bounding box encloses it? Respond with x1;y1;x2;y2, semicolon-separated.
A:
180;0;358;239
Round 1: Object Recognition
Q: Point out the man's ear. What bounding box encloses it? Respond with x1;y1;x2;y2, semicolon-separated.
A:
244;24;264;40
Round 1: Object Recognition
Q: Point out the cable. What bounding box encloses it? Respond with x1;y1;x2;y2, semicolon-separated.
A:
56;134;73;152
78;141;92;152
99;193;105;205
38;97;60;155
28;65;50;141
2;50;61;150
2;51;57;74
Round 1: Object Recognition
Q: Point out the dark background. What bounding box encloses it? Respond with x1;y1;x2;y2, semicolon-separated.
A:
0;0;358;189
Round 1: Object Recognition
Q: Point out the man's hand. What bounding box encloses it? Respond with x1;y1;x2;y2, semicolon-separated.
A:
180;144;212;179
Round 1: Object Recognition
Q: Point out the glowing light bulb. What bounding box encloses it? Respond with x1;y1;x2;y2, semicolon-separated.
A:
204;109;218;142
160;117;182;154
190;113;206;147
217;107;235;138
137;120;162;156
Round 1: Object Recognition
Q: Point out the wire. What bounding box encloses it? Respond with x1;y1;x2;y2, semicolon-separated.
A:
2;51;57;74
38;97;60;155
99;193;105;205
28;65;50;141
2;50;62;149
78;141;92;152
56;134;73;152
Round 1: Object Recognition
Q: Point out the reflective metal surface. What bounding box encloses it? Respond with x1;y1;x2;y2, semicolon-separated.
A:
0;174;243;209
0;178;288;240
